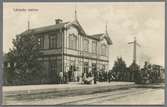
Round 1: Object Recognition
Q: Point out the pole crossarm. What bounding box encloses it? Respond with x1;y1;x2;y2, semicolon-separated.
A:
136;42;141;47
128;42;134;44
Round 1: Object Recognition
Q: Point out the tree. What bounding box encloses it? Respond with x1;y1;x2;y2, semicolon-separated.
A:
4;33;45;85
111;57;127;81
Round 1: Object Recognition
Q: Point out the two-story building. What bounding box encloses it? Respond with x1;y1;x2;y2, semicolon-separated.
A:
19;14;112;83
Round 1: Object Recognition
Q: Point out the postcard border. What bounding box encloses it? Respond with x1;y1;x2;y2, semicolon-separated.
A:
0;0;166;107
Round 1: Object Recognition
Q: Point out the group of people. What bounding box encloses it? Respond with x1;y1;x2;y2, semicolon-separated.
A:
56;62;164;84
56;68;106;84
57;69;131;84
57;67;82;84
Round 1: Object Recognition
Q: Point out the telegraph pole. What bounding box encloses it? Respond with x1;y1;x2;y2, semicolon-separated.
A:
27;20;30;31
128;37;141;64
27;13;30;31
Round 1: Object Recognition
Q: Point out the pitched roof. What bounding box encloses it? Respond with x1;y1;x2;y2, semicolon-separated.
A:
88;33;104;40
87;33;104;41
88;33;112;45
20;20;112;45
21;22;69;35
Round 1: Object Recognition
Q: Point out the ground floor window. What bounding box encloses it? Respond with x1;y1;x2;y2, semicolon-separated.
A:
92;63;97;71
68;64;77;82
50;60;57;73
83;62;89;77
49;59;57;83
48;56;62;83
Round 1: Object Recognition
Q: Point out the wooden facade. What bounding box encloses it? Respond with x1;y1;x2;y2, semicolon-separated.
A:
20;18;112;83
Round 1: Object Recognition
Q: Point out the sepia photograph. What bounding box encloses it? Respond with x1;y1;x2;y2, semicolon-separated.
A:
2;2;165;105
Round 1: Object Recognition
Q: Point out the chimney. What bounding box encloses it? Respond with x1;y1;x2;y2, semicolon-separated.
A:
55;19;63;24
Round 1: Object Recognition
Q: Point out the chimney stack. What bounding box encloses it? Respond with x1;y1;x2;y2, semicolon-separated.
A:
55;19;63;24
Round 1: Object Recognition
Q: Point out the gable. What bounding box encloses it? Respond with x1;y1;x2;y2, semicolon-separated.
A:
100;37;108;45
65;19;113;45
104;33;112;45
66;20;86;36
66;26;78;36
90;33;112;45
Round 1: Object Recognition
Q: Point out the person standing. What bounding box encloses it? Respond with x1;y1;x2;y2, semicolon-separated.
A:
82;72;87;83
59;71;63;84
74;70;78;82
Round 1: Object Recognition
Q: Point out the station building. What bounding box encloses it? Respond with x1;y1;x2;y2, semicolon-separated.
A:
20;13;112;83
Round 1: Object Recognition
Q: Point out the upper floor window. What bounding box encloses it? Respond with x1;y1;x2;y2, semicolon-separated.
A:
101;44;107;56
84;39;89;52
69;34;77;50
49;34;57;49
92;41;97;54
57;34;62;48
38;36;44;49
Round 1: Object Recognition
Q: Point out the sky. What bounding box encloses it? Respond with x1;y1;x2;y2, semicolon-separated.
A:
3;2;165;68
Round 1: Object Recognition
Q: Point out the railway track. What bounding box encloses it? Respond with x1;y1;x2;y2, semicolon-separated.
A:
60;88;152;105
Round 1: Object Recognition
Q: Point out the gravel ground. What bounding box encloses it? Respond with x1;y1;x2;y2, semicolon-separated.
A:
2;82;165;105
3;88;164;105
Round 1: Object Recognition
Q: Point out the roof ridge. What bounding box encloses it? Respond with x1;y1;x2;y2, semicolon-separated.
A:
30;21;69;31
20;21;70;35
88;33;104;36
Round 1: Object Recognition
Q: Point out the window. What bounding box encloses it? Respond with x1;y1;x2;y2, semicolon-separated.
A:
49;58;57;82
92;63;97;71
38;36;44;49
92;41;97;54
83;62;89;77
101;44;107;56
57;57;62;73
69;35;73;49
84;39;89;52
69;34;77;50
57;34;62;48
49;34;57;49
50;59;57;73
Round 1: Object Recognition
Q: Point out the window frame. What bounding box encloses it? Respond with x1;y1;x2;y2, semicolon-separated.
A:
57;33;62;48
101;44;107;56
49;33;57;49
83;62;89;76
49;59;57;74
84;39;89;52
69;33;77;50
92;41;97;54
